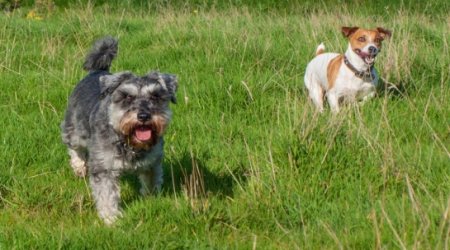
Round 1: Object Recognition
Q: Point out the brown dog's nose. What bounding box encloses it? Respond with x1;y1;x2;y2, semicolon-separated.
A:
368;46;378;55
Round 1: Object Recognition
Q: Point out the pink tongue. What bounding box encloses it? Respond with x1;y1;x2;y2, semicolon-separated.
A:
135;127;152;141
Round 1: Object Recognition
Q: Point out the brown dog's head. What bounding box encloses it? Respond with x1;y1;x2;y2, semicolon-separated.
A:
342;26;391;65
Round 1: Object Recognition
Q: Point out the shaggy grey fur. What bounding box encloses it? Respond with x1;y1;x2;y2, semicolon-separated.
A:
61;37;177;224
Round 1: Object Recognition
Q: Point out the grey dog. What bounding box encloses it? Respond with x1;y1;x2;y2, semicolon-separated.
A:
61;37;177;224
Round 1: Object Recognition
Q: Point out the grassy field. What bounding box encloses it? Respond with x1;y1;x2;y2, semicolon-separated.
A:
0;0;449;248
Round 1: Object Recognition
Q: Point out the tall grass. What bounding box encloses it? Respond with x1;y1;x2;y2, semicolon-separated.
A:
0;1;449;248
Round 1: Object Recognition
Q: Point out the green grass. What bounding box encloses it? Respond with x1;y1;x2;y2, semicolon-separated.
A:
0;1;449;248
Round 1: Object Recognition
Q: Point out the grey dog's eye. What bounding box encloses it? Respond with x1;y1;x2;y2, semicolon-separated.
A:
118;92;134;102
150;94;161;101
124;94;134;102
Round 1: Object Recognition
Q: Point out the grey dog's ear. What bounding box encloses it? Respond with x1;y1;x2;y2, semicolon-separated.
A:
147;72;178;104
99;72;133;98
160;73;178;104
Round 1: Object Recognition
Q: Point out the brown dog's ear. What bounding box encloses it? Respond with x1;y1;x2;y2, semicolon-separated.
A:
341;26;359;38
377;27;392;39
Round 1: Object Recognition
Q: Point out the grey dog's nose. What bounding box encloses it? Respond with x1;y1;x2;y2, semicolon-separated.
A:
137;112;150;122
368;46;378;55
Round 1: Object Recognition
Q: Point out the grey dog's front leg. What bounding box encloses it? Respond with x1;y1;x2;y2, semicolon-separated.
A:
139;164;163;195
89;171;122;225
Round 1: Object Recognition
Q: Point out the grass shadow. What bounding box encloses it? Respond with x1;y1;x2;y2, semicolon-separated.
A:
378;77;410;99
120;150;245;205
164;151;245;199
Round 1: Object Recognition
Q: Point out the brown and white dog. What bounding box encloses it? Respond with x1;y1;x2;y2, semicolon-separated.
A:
304;27;391;113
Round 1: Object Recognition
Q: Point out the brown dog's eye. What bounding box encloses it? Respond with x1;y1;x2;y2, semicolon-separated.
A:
374;38;382;43
357;36;366;42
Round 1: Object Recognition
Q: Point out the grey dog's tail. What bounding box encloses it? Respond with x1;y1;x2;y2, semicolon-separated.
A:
83;36;118;72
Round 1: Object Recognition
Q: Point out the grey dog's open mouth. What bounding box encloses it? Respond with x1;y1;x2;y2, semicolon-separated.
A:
134;125;152;142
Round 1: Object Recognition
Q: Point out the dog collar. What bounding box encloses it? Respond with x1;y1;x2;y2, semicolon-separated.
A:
343;56;375;80
116;136;156;160
116;139;145;159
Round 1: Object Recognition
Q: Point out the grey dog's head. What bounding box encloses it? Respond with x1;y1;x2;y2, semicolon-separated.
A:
100;71;177;150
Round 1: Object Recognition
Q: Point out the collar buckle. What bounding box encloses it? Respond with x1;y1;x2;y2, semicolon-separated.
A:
343;56;375;80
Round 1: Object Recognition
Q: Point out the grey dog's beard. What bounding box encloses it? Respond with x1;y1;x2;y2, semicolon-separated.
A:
118;112;169;150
